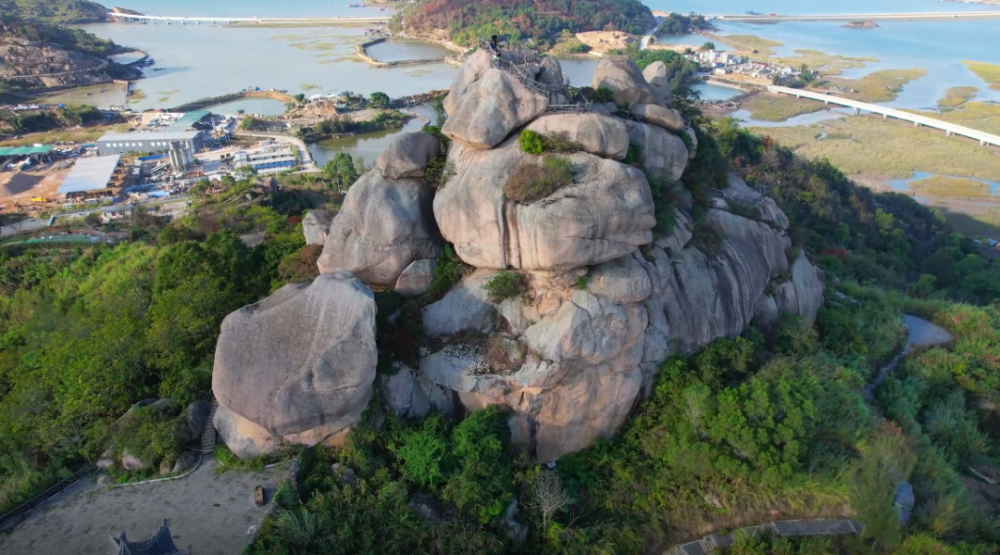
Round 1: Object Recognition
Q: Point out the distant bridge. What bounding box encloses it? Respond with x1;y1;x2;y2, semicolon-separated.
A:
768;85;1000;148
711;11;1000;21
108;13;391;25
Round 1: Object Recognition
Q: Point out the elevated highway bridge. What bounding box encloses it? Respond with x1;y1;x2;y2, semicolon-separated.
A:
768;85;1000;148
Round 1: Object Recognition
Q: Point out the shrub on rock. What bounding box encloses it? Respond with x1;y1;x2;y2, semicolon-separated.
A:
503;155;573;204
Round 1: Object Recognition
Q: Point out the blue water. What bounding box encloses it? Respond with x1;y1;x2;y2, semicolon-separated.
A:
643;0;994;15
888;172;1000;195
734;106;851;127
100;0;390;18
714;19;1000;110
691;82;742;101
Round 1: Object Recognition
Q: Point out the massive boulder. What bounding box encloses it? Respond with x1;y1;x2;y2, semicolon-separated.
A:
629;103;685;133
625;120;689;182
442;49;493;116
394;258;437;298
525;113;630;160
376;132;442;180
317;171;441;286
592;56;659;107
442;69;549;149
434;143;655;270
303;209;335;246
641;60;674;103
212;273;377;456
537;56;565;86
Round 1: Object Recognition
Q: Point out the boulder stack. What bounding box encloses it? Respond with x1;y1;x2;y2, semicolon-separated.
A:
211;53;825;461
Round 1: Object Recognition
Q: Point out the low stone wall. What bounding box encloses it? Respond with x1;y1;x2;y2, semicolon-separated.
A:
356;37;449;68
664;519;862;555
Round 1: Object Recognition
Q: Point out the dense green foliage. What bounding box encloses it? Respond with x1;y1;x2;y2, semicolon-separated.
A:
369;91;391;109
483;271;528;302
0;176;324;513
519;129;584;155
297;111;410;143
322;153;361;191
0;105;104;137
655;12;713;36
714;117;1000;304
403;0;654;49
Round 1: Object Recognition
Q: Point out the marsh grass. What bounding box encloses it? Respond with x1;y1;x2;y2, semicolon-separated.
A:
907;176;997;200
963;60;1000;90
741;93;825;122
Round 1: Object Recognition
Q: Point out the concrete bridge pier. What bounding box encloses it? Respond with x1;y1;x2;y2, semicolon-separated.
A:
946;130;952;137
824;99;829;105
883;113;887;119
983;139;988;146
914;122;920;128
853;107;860;115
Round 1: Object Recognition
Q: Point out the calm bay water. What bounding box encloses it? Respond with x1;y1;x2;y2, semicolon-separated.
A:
72;1;1000;117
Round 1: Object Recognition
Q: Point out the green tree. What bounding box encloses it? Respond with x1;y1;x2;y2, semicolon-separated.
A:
369;91;390;109
322;153;359;191
701;41;715;51
293;93;306;103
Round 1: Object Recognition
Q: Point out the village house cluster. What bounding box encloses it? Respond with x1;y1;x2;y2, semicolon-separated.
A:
685;49;801;81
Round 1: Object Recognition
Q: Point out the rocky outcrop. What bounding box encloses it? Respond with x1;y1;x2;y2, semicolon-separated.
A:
394;258;437;298
376;132;442;180
442;69;549;149
434;144;655;270
0;36;141;91
641;60;673;104
303;209;336;246
525;113;630;160
625;120;689;182
592;56;659;107
317;171;441;286
184;400;210;444
212;273;377;456
210;54;826;462
629;103;685;133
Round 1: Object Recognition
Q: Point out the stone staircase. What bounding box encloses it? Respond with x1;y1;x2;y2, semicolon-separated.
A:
201;397;219;454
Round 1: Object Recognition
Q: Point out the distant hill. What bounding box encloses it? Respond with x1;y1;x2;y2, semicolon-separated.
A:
398;0;656;49
0;0;110;24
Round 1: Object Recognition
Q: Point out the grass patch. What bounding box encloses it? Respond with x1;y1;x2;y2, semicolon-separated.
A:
963;60;1000;91
0;123;130;147
550;35;592;55
718;34;783;57
483;271;527;302
503;155;574;203
750;115;1000;182
774;49;876;76
128;89;147;102
824;68;927;103
937;86;978;108
301;83;322;91
741;93;826;122
915;100;1000;136
907;176;997;200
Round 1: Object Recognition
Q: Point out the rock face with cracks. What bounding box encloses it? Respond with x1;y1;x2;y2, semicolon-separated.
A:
212;273;377;456
317;171;441;286
211;54;825;461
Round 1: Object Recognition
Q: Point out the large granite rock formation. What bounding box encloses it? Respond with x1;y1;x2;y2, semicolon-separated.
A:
376;132;442;180
211;54;826;461
525;113;630;160
303;209;336;246
442;69;549;149
592;56;659;107
434;143;655;270
317;171;441;286
212;273;377;456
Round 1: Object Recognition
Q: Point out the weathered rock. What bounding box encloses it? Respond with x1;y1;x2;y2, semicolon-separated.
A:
96;457;116;471
213;404;277;459
185;400;210;444
172;451;199;474
503;499;528;544
394;258;437;298
685;126;698;160
317;171;441;286
629;103;685;132
212;273;377;456
772;252;825;322
303;209;336;246
655;209;694;255
525;113;630;160
443;49;493;116
96;473;112;487
625;120;689;182
376;132;442;180
537;56;565;86
433;144;655;270
727;173;790;230
442;69;549;149
381;362;454;418
121;449;149;471
643;209;791;353
642;60;667;83
422;270;498;336
586;253;653;304
592;56;659;107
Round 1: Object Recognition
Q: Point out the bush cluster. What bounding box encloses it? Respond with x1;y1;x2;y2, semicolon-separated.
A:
503;155;574;203
482;271;527;302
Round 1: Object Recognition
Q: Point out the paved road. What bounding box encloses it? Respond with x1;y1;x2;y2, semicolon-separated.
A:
0;458;288;555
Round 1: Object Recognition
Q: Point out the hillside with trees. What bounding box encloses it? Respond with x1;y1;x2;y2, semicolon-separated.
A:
396;0;656;49
0;0;110;24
